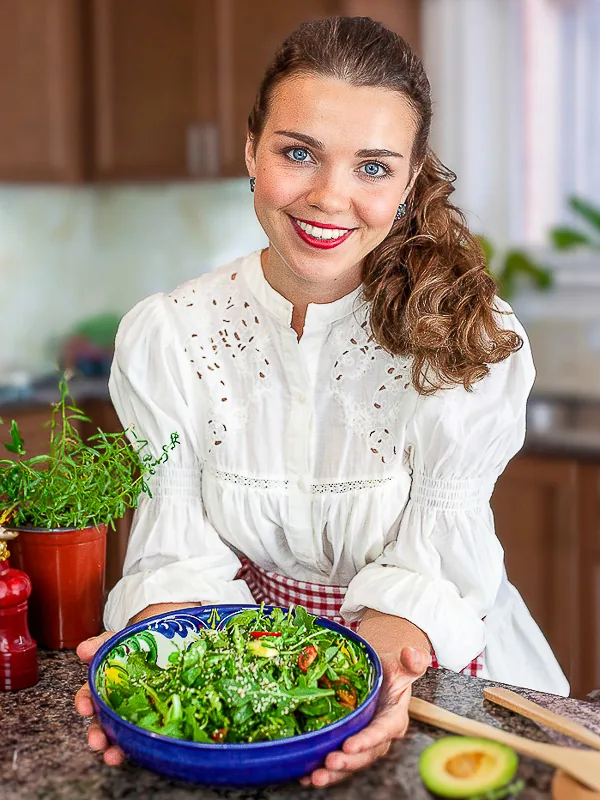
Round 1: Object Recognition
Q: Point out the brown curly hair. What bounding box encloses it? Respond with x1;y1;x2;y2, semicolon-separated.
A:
248;16;522;395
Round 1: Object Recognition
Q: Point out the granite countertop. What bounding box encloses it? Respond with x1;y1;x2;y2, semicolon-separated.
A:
2;651;599;800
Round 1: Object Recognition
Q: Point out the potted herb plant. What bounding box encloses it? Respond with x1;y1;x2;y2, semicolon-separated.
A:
0;377;178;650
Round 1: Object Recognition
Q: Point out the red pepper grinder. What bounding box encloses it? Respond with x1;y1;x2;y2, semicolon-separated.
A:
0;539;38;691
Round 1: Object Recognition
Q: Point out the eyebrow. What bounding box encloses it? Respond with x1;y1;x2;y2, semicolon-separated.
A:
273;130;404;159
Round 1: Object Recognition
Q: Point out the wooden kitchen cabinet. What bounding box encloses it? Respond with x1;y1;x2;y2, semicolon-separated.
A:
89;0;219;180
492;453;600;699
577;463;600;699
0;0;422;182
492;456;580;691
215;0;340;177
79;398;133;594
0;0;84;182
0;404;56;457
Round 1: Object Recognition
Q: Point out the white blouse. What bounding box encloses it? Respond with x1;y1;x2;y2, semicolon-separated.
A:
105;250;569;696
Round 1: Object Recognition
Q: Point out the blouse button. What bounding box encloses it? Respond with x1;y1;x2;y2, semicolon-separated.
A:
297;476;307;491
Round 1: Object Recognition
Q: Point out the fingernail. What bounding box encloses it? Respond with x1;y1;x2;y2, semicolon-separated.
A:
408;647;431;669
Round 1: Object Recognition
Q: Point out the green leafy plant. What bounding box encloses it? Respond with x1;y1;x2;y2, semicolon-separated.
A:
100;604;372;743
549;195;600;253
480;195;600;300
0;377;179;530
478;236;553;301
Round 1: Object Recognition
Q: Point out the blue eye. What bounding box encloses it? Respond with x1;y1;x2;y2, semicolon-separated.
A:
362;162;387;177
290;147;309;161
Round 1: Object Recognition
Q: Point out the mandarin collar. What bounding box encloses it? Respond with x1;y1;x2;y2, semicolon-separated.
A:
240;250;367;328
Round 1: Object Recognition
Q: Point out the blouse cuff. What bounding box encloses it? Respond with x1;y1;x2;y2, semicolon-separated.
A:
340;563;486;672
103;556;256;631
411;472;495;511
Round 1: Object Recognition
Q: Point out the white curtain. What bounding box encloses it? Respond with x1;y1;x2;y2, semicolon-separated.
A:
421;0;597;247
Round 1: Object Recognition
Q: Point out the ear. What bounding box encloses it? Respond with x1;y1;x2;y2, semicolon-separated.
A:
245;134;257;178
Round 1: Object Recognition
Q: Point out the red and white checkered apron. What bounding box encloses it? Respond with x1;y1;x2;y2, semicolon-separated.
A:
236;558;484;677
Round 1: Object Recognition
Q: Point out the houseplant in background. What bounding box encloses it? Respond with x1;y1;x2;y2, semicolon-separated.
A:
62;312;122;377
549;196;600;255
480;195;600;301
0;377;179;649
478;236;553;301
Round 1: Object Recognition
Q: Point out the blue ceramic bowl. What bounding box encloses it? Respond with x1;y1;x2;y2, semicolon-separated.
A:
89;605;383;787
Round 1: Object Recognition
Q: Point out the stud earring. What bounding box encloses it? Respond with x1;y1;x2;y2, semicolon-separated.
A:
249;177;256;193
395;203;407;220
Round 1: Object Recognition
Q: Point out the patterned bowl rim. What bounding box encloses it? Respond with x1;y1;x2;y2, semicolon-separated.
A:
89;604;384;750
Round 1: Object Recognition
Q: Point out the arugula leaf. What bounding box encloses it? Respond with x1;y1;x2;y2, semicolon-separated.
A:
103;606;372;744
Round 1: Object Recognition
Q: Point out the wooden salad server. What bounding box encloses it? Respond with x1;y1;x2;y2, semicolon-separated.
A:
483;686;600;799
408;696;600;791
552;768;600;800
483;687;600;750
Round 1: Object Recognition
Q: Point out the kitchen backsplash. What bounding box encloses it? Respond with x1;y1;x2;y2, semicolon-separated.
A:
0;181;267;377
2;181;600;398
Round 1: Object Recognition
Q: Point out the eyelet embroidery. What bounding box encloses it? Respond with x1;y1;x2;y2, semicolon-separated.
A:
203;463;289;491
330;308;412;465
170;280;275;450
311;477;395;493
202;463;397;494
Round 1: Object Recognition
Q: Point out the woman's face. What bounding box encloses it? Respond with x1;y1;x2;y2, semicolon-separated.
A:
246;74;420;297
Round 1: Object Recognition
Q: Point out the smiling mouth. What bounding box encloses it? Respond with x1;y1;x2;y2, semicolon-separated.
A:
289;216;355;250
290;216;355;241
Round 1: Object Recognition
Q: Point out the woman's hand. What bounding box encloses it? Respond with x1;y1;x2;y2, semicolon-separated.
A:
299;646;430;788
74;631;126;766
74;603;203;765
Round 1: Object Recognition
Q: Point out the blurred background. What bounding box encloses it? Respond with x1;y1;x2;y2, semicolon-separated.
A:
0;0;599;698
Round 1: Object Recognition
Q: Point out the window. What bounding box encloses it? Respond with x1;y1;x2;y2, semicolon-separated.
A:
422;0;600;246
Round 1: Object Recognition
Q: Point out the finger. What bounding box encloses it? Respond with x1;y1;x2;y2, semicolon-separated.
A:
343;690;411;753
74;682;94;717
87;718;109;751
399;646;431;677
300;742;392;787
326;741;390;772
76;631;115;663
104;745;126;767
302;767;352;787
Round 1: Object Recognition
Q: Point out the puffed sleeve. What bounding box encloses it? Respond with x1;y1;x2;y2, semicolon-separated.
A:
103;294;255;631
341;299;534;672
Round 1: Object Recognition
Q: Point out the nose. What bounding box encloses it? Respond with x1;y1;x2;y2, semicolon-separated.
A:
304;165;352;216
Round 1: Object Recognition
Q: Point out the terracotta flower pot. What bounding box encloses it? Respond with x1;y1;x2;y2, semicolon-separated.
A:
9;524;107;650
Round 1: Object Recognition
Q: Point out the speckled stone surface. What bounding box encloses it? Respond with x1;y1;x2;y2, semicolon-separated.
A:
2;651;599;800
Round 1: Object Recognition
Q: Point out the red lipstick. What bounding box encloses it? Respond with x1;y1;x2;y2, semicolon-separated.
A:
293;217;353;230
289;217;354;250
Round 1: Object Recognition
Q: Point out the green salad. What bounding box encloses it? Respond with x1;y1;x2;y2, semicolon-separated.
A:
101;605;373;744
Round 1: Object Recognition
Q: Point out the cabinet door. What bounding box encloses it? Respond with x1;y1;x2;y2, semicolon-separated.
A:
215;0;340;177
0;406;54;459
578;463;600;698
80;399;132;596
0;0;84;182
91;0;218;180
344;0;422;54
491;456;581;694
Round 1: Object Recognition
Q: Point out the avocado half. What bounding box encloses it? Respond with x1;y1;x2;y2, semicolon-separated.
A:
419;736;519;798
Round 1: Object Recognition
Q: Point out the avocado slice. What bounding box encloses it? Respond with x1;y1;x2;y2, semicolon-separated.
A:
419;736;518;798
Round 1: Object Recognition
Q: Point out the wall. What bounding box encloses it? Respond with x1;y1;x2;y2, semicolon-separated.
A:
0;180;267;377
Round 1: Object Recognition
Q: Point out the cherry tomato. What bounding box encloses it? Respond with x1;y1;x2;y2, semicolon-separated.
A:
298;645;318;672
212;728;227;743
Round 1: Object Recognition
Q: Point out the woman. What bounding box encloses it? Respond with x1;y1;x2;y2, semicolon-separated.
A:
75;16;568;787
